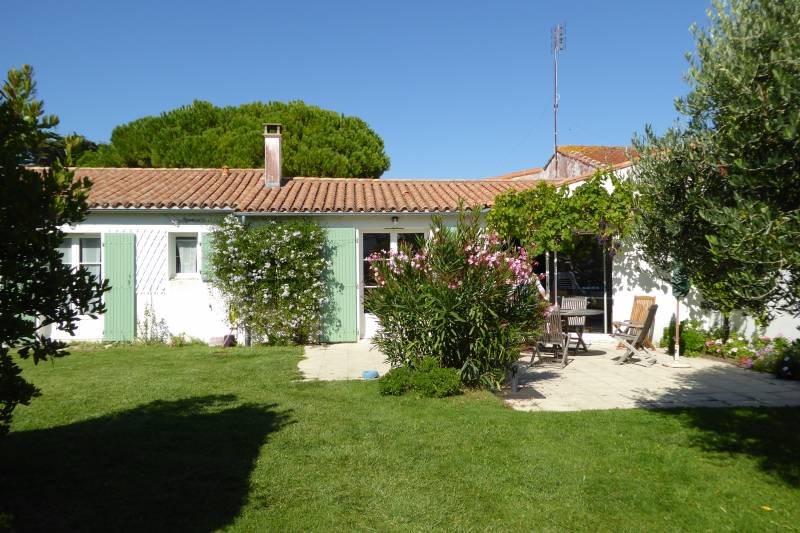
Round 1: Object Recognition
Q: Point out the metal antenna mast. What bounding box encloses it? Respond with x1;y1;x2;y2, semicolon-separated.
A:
551;23;565;179
548;24;566;305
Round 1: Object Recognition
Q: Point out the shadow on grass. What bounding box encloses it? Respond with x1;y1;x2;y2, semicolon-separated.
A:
0;395;292;532
662;407;800;488
621;361;800;487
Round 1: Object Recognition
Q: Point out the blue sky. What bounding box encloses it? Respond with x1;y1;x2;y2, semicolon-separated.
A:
2;0;709;179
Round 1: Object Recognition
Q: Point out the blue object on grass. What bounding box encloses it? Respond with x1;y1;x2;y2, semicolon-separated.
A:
362;370;380;380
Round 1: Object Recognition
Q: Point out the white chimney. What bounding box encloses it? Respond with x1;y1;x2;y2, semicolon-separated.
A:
264;123;283;188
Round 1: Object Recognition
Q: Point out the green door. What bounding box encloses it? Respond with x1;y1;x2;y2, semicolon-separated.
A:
103;233;136;341
321;228;358;343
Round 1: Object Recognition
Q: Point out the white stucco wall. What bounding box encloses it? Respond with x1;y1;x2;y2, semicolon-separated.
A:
613;242;800;342
53;210;460;343
54;207;797;345
53;211;231;343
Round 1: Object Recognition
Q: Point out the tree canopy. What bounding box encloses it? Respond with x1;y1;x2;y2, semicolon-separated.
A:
77;100;391;178
0;65;108;436
632;0;800;322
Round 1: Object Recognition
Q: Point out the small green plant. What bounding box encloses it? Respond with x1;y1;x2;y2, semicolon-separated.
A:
379;359;462;398
378;367;413;396
136;304;169;345
410;359;462;398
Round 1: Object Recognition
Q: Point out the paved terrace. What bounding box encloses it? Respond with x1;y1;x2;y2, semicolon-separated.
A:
301;340;800;411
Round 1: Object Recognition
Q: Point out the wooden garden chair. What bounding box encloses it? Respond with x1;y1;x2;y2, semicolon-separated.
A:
613;295;656;349
561;296;588;352
531;306;573;368
613;304;659;366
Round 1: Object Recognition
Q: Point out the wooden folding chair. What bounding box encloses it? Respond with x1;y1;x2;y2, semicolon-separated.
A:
613;304;659;366
531;307;572;368
613;295;656;348
561;296;588;352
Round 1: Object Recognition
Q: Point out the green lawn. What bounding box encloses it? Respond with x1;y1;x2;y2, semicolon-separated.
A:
2;345;799;532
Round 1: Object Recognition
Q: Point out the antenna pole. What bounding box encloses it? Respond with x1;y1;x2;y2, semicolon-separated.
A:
551;24;565;179
553;38;559;179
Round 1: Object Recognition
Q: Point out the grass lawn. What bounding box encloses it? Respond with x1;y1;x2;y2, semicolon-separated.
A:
2;344;799;532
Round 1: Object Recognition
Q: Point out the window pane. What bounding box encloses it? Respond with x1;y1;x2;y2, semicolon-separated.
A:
176;237;198;274
80;238;101;263
362;233;389;286
58;238;72;265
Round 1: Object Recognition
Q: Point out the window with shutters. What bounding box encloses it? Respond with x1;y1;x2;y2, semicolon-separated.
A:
169;233;200;278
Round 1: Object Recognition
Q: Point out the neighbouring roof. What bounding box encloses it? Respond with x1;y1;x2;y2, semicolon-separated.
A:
484;146;636;182
484;167;543;181
63;167;543;213
556;145;637;168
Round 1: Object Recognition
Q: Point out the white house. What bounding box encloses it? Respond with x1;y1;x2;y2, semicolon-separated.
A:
51;130;797;344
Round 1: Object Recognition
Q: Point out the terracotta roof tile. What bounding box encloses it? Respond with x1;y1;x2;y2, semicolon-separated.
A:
557;145;637;167
57;167;542;213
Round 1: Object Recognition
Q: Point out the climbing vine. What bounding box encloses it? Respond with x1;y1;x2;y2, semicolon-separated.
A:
209;215;329;345
487;170;634;255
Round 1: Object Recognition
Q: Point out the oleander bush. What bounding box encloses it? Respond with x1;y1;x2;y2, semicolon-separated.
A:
210;215;329;345
367;207;547;388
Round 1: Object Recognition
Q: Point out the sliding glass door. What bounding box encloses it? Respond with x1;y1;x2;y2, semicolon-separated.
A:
543;235;613;333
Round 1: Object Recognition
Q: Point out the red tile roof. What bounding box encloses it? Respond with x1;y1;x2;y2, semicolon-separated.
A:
64;167;543;213
557;145;636;168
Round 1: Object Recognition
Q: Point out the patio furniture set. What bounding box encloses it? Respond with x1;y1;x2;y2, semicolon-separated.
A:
529;295;659;368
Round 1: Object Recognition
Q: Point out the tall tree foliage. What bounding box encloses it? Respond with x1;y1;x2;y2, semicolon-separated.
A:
632;0;800;322
78;100;391;178
0;65;108;437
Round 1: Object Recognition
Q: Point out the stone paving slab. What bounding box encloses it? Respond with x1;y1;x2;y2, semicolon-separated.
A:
506;343;800;412
300;340;800;410
300;341;390;380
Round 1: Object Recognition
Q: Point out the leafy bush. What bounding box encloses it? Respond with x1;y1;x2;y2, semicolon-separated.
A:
366;208;547;388
660;318;709;356
378;367;412;396
772;339;800;380
210;215;328;345
410;359;462;398
378;360;461;398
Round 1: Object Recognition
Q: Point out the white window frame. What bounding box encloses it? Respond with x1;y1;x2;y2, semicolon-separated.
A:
60;234;102;280
169;232;200;279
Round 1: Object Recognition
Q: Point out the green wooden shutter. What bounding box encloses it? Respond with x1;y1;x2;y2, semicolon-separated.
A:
200;232;215;282
321;228;358;343
103;233;136;341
